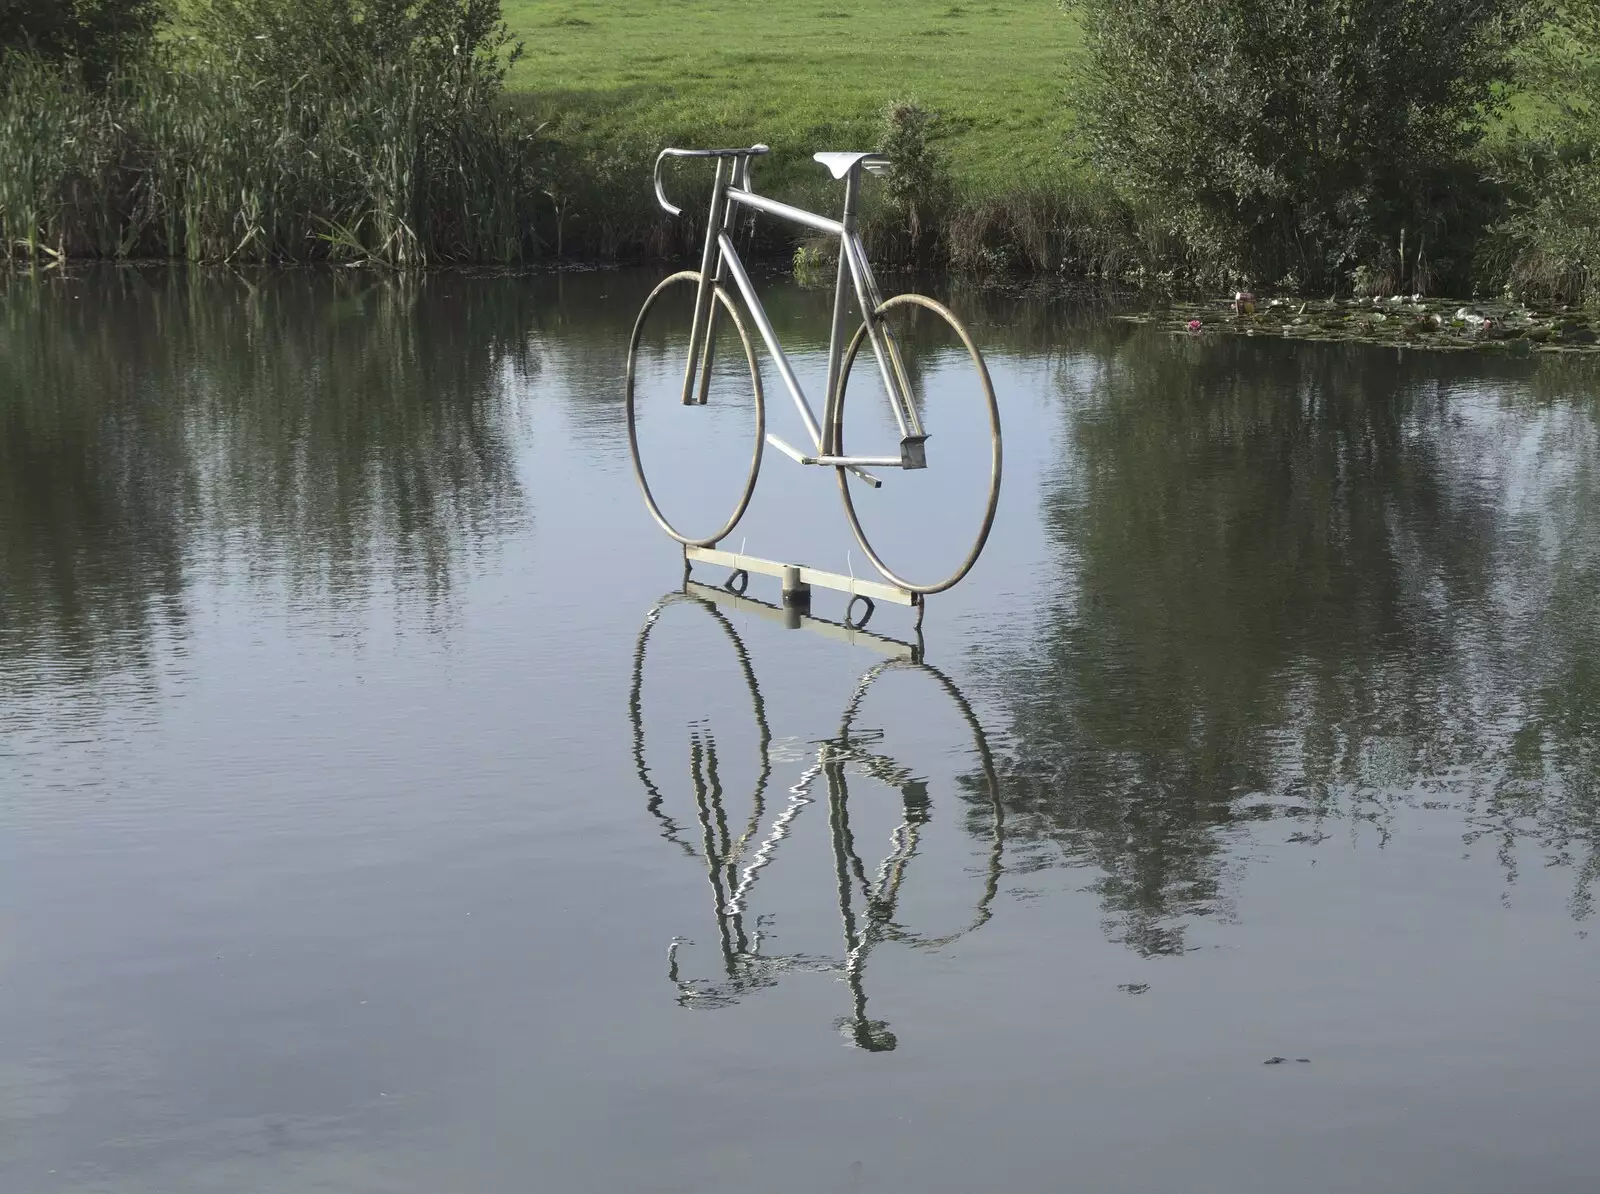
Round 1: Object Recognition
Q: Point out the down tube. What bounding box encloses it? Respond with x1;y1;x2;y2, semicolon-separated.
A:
716;233;826;451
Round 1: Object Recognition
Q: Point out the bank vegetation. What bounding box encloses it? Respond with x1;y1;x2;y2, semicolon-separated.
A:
1;0;1597;303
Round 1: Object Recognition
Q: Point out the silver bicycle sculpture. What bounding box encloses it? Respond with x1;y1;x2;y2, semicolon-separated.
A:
626;144;1003;598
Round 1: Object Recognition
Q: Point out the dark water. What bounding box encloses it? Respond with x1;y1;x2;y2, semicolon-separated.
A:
4;267;1599;1193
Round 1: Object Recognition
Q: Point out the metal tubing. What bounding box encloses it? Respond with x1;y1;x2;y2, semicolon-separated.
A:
766;434;885;487
694;304;720;406
833;292;1001;594
653;144;770;216
764;433;810;464
627;271;768;548
808;454;904;469
822;169;862;454
652;149;685;216
718;233;824;450
694;156;753;407
780;565;811;612
681;158;729;406
726;189;845;237
840;234;913;441
850;244;925;441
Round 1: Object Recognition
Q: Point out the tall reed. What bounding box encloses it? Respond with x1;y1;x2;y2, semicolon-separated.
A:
0;45;542;265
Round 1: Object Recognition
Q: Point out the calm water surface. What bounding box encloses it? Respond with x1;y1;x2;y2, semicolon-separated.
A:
3;268;1599;1193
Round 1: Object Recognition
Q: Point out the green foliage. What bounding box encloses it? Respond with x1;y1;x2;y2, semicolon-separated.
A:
0;269;535;665
190;0;521;89
0;0;160;82
942;180;1154;280
1002;326;1600;947
877;100;951;260
4;0;1595;282
1072;0;1544;291
1488;1;1600;304
0;0;542;265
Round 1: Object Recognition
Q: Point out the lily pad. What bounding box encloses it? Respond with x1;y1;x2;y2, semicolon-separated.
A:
1116;296;1600;356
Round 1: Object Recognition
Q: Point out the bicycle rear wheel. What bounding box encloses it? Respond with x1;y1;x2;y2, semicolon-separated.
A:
626;270;765;547
832;294;1001;594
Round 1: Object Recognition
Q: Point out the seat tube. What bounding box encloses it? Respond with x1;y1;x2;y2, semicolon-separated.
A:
822;167;862;453
681;157;730;406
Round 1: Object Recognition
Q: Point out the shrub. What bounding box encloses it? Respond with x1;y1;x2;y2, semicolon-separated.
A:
1487;1;1600;305
189;0;519;92
943;180;1147;280
876;99;951;262
1072;0;1545;292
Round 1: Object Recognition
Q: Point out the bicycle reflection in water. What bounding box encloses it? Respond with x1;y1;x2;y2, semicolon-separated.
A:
629;584;1006;1051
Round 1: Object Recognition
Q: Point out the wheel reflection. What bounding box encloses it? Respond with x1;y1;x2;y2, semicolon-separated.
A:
629;590;1005;1051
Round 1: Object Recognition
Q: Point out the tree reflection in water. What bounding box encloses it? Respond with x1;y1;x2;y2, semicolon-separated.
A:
0;268;534;691
992;332;1600;953
8;268;1598;958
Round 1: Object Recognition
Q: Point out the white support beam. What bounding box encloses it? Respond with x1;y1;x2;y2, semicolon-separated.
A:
685;545;915;607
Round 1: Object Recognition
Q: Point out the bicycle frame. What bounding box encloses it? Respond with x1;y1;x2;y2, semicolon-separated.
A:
653;146;928;482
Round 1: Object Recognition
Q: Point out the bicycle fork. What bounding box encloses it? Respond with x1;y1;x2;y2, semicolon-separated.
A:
675;156;732;406
680;157;743;408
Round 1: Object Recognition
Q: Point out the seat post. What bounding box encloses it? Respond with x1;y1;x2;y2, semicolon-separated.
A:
823;165;865;451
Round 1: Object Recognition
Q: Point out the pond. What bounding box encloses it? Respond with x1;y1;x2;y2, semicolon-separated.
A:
4;267;1599;1194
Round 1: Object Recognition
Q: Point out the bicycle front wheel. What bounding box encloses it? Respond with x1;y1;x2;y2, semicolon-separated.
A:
833;294;1001;594
627;270;765;547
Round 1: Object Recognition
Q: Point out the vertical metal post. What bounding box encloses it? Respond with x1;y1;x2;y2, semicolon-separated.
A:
681;157;729;406
693;284;721;408
822;167;863;454
781;564;811;613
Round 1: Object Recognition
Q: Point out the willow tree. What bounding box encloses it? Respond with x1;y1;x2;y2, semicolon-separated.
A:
1072;0;1546;291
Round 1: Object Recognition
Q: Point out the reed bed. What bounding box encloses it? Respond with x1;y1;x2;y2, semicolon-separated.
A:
0;50;543;265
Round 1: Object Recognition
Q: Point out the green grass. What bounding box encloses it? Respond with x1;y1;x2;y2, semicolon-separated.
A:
504;0;1083;195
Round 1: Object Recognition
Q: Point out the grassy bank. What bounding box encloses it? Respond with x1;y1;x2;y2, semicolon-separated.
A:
504;0;1597;299
503;1;1150;276
3;0;1596;301
0;0;1116;273
506;0;1081;194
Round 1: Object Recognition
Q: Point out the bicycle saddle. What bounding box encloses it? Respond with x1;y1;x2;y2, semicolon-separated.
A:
813;151;891;179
